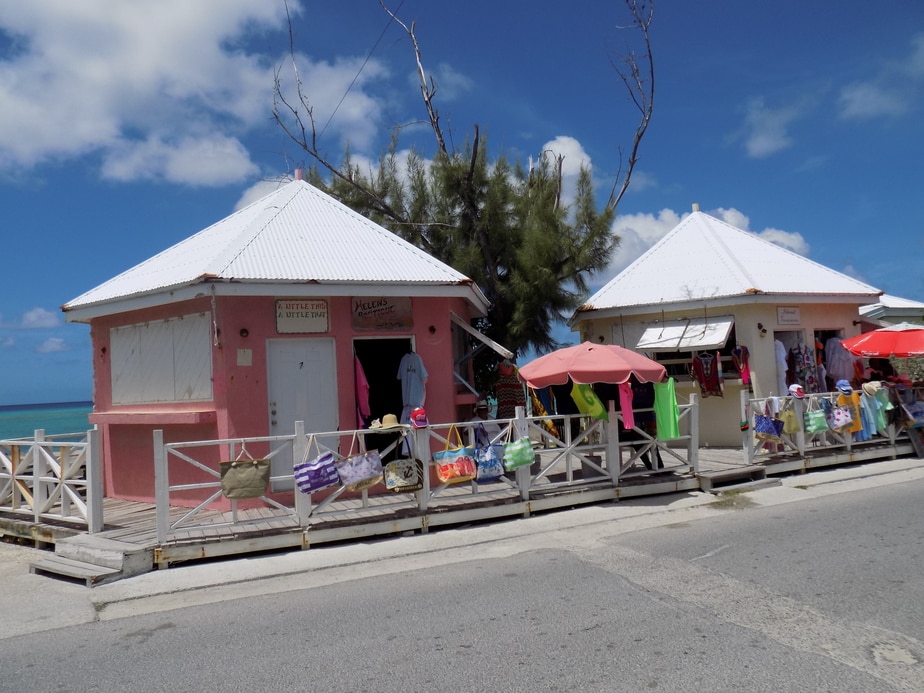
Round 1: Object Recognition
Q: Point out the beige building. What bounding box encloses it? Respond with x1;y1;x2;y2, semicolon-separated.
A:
570;207;883;447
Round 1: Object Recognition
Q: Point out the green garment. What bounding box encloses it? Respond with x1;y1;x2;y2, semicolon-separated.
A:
653;378;680;439
571;383;608;421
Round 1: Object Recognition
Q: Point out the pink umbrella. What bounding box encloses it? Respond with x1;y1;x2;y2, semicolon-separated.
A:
840;322;924;358
518;342;667;388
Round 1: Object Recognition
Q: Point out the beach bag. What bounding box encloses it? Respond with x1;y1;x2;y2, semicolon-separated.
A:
502;428;534;471
335;437;383;492
780;407;801;435
293;441;340;495
803;404;829;434
383;457;424;493
753;414;784;443
823;398;852;432
220;448;270;499
473;425;505;482
432;425;477;484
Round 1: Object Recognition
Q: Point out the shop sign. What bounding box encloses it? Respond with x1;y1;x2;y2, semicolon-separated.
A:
276;299;329;333
777;306;801;325
351;296;413;330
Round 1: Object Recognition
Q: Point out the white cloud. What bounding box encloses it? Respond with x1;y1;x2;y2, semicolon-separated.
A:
278;55;390;152
21;307;59;328
837;32;924;121
0;0;297;183
1;337;14;348
739;97;802;158
838;82;908;120
429;63;473;101
36;337;67;353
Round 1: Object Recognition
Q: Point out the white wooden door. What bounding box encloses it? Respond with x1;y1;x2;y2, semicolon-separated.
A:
267;338;338;487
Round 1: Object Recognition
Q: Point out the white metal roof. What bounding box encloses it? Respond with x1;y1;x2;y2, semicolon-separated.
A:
577;210;881;318
64;179;488;320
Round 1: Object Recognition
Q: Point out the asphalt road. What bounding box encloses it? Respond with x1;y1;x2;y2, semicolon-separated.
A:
2;472;923;692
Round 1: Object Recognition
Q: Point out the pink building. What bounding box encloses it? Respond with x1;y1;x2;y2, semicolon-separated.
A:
63;179;506;504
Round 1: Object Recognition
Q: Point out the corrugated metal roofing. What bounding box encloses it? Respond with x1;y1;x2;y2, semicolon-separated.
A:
64;179;484;312
581;211;881;313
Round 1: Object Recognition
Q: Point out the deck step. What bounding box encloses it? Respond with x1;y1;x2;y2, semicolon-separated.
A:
698;465;767;492
54;534;153;577
30;555;122;587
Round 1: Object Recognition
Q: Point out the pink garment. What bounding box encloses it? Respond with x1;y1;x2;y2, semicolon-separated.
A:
618;382;635;430
354;355;370;428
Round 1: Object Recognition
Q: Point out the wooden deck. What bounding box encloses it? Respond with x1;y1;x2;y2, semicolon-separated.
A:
6;439;916;586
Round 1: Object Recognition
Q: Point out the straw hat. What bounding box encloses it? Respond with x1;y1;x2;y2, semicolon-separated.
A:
370;413;407;432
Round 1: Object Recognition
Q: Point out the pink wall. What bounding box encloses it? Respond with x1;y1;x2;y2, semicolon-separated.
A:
88;293;481;506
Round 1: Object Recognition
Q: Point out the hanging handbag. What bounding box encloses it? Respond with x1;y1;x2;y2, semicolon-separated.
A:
502;427;534;471
473;424;505;483
219;448;270;499
823;398;853;431
432;425;477;484
383;457;424;493
779;405;801;435
753;413;784;442
803;401;829;434
293;440;340;495
335;435;383;492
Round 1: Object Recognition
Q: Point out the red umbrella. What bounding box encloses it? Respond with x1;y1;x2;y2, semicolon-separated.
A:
518;342;667;388
840;322;924;358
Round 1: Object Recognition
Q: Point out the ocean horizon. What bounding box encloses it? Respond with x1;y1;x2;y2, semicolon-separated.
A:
0;400;93;440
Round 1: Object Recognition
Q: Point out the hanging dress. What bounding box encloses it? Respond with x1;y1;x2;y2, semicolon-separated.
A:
495;362;526;419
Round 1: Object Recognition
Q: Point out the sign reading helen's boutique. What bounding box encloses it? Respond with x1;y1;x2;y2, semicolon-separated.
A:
351;296;413;330
276;299;329;333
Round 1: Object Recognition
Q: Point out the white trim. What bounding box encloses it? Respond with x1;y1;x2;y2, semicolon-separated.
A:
449;312;514;359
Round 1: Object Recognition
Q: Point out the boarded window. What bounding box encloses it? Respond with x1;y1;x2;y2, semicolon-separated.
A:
110;313;213;404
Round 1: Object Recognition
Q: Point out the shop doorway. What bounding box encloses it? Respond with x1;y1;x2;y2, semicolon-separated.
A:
354;337;413;461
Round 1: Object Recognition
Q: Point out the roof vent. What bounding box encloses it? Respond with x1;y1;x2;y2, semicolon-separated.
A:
692;203;700;212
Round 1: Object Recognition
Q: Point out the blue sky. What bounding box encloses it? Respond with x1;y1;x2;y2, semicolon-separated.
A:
1;1;923;405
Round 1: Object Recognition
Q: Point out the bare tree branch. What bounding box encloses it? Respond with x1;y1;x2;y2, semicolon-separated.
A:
607;0;655;212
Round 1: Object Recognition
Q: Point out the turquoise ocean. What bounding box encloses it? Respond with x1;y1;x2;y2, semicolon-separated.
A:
0;402;93;440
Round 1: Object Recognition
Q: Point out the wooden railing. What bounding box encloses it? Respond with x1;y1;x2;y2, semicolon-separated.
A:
741;389;915;464
0;429;103;532
153;401;701;545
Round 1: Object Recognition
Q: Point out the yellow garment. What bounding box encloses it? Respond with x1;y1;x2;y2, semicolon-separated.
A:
529;390;560;438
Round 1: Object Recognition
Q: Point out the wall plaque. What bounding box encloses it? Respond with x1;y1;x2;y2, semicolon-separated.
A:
777;306;801;325
276;299;329;333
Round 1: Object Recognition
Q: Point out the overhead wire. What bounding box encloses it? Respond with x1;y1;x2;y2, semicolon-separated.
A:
318;0;406;140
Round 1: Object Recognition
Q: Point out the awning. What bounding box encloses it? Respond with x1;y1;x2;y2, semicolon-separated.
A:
636;316;734;353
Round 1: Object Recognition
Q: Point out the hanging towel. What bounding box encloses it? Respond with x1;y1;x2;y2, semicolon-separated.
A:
354;355;371;428
618;382;635;430
571;383;608;422
653;378;680;439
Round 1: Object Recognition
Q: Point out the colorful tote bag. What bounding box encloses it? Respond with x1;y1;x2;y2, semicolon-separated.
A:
822;398;853;432
473;425;505;482
432;425;477;484
335;443;383;492
293;442;340;495
383;457;424;493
